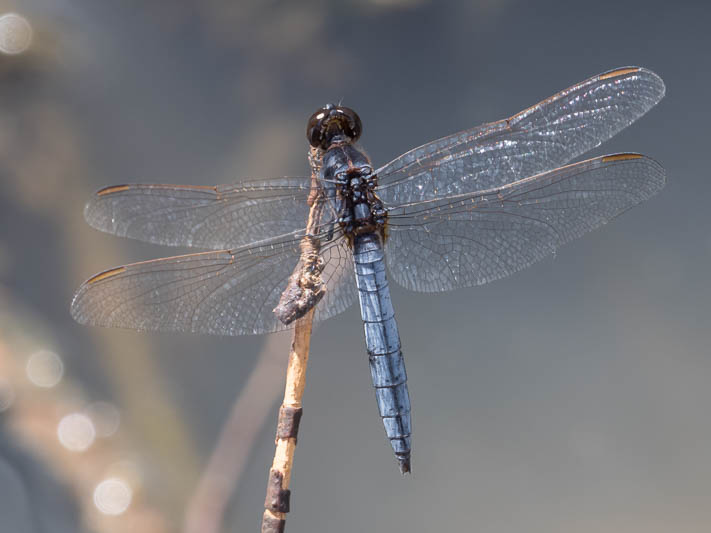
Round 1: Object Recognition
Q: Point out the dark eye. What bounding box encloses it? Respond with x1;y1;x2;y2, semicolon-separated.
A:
306;105;362;149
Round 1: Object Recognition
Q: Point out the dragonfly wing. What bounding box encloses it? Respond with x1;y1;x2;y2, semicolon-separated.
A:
71;234;357;336
313;239;357;324
84;178;313;249
376;67;665;205
384;154;665;292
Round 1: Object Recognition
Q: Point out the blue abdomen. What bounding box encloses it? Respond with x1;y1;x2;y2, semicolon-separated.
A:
353;232;412;473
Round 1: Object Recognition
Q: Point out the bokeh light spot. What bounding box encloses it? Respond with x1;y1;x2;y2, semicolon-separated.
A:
93;478;132;515
26;350;64;388
57;413;96;452
0;13;32;55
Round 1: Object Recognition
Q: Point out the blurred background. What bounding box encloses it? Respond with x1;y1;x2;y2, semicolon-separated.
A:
0;0;709;532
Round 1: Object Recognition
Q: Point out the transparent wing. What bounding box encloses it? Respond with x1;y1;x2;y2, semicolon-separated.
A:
377;67;665;205
84;178;313;249
384;154;665;292
71;233;357;336
314;239;356;324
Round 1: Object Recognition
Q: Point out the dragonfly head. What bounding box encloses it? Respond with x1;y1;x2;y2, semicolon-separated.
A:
307;104;362;150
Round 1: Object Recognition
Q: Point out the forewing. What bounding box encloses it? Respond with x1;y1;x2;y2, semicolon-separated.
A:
384;154;665;292
71;234;357;336
377;67;665;205
84;178;312;249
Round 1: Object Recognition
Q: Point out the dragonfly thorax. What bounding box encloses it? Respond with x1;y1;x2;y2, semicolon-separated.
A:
321;143;387;239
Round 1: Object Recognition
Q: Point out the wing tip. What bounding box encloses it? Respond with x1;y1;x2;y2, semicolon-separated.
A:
70;267;127;324
69;288;90;325
601;153;666;195
599;66;666;99
83;186;129;232
600;152;665;171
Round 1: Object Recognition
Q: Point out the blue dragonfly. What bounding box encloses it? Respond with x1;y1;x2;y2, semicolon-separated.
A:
71;67;665;473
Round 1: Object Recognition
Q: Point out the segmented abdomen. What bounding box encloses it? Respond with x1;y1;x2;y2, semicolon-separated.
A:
353;232;412;473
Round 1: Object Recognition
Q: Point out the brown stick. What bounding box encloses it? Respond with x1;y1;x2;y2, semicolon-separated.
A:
261;144;324;533
260;308;315;533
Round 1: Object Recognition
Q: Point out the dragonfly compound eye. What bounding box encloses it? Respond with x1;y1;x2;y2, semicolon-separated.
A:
306;104;362;149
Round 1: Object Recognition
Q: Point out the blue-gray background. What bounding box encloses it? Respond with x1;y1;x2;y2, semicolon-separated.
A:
2;1;710;532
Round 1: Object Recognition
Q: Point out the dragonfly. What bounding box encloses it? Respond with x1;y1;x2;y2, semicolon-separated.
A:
71;66;665;474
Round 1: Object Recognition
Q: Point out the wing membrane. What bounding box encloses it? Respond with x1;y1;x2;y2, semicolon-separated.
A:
384;154;665;292
85;178;313;249
71;234;357;336
377;67;665;205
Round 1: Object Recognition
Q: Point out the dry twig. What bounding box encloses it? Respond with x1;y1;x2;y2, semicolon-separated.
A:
261;145;324;533
260;310;315;533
